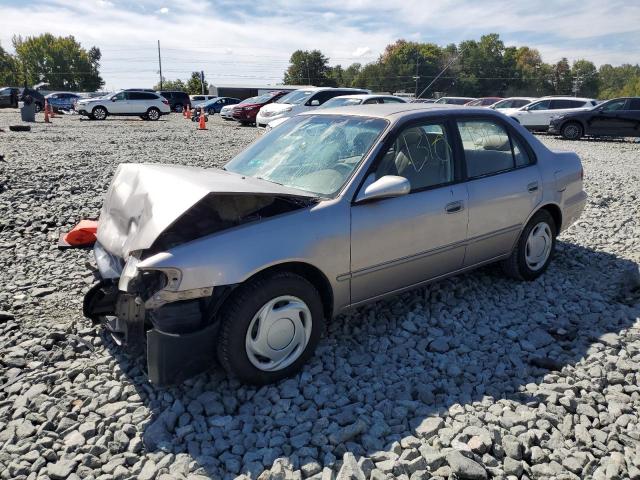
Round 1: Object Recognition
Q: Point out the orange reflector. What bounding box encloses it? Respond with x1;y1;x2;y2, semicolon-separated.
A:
63;220;98;247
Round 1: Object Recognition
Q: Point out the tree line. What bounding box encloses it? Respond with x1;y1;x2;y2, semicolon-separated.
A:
0;34;103;91
152;73;208;95
283;34;640;99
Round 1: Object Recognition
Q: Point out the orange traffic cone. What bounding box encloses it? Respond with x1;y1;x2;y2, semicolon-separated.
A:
44;100;51;123
49;103;56;118
182;106;186;118
198;107;207;130
186;104;191;120
62;220;98;247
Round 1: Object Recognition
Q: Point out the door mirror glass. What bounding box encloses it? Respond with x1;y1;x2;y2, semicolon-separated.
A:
111;97;117;102
355;175;410;203
310;99;320;106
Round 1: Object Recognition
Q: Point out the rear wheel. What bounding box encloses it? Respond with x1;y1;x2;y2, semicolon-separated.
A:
502;210;556;281
92;106;107;120
146;107;160;121
561;122;583;140
217;272;324;384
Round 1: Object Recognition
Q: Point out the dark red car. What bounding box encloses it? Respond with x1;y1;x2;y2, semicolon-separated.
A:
232;91;288;125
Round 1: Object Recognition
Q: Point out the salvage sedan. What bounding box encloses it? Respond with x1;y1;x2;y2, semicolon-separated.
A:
84;104;587;385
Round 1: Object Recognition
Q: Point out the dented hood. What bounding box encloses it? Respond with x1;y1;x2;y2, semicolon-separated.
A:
97;163;315;258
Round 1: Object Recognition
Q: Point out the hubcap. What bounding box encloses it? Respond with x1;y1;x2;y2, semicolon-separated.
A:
95;109;105;119
525;222;552;271
149;110;159;120
245;295;312;371
565;125;579;139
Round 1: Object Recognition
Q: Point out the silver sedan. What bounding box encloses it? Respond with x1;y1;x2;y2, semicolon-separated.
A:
84;104;587;385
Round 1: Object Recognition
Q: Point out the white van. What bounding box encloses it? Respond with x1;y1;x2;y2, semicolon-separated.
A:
256;87;370;128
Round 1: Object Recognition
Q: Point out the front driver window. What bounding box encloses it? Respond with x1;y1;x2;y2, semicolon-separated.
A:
527;100;550;111
112;92;126;101
374;123;453;191
601;99;626;112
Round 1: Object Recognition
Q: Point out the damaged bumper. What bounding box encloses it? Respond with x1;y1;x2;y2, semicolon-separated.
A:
85;243;228;385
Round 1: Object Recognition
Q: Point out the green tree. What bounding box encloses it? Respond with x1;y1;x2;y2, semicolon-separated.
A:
571;60;599;97
185;71;207;94
598;64;640;98
153;77;186;91
283;50;334;86
0;43;20;85
12;33;103;90
551;58;572;94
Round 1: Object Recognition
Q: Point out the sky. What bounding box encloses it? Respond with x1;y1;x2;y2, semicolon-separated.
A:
1;0;639;90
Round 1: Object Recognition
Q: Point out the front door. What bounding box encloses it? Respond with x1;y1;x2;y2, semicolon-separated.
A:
350;121;469;304
588;98;628;135
456;118;542;266
108;92;129;114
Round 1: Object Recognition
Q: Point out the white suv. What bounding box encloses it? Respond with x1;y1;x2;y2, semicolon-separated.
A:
508;96;598;131
256;87;369;128
75;90;171;121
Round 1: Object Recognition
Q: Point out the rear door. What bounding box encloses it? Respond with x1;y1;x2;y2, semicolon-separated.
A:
619;98;640;137
456;117;541;266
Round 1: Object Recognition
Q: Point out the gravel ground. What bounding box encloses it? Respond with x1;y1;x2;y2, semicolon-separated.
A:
0;110;639;480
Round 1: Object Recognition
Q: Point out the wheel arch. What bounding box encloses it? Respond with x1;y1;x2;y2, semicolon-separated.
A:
242;261;334;320
92;104;108;114
537;203;563;233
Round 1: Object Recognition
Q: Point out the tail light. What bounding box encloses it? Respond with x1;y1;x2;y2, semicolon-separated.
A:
580;166;584;181
162;99;169;105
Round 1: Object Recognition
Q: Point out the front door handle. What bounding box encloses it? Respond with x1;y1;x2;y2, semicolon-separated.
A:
445;201;464;214
527;182;539;192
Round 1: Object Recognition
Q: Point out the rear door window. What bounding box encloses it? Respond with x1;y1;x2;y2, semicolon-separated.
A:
628;99;640;110
457;119;532;178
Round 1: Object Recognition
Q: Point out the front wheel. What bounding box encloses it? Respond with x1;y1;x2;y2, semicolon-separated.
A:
501;209;556;281
92;106;107;120
217;272;324;384
561;122;583;140
146;107;160;121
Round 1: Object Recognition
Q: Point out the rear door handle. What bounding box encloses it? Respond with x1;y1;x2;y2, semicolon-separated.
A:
445;201;464;214
527;182;539;192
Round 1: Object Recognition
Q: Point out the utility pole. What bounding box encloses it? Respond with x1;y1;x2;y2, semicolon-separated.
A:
412;56;420;99
157;40;163;90
572;74;582;97
416;45;467;99
200;70;205;94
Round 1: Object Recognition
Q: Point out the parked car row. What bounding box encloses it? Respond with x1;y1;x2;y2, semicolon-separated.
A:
0;87;45;111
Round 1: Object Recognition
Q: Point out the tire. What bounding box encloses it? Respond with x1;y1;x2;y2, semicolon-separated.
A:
174;104;183;113
92;106;107;120
146;108;160;121
501;209;556;281
217;272;325;385
561;122;583;140
35;102;43;113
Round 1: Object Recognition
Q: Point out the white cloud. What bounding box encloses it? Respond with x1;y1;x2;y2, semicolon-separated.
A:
0;0;636;89
352;47;372;58
158;7;169;14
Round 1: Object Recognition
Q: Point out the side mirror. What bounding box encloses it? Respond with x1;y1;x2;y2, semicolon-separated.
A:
111;97;117;102
355;175;410;203
310;99;320;106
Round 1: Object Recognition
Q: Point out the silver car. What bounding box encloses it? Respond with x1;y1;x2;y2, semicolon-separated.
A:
84;104;587;385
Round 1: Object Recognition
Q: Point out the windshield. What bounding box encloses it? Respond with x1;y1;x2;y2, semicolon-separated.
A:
251;93;277;104
319;97;363;109
276;90;315;105
225;114;388;196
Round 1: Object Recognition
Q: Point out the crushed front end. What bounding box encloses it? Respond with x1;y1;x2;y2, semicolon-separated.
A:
84;242;233;385
81;163;317;385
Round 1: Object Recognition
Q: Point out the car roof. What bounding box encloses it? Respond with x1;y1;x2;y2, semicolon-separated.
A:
293;87;368;92
329;94;402;100
536;96;595;101
301;102;481;120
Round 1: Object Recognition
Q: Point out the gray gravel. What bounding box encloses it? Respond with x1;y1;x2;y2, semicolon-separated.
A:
0;110;639;480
